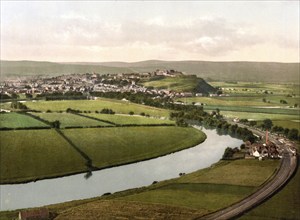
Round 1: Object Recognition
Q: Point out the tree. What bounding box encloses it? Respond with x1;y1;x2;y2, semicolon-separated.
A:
11;93;19;99
249;121;257;126
25;93;33;99
262;98;267;103
287;129;298;140
129;111;134;115
176;118;188;127
262;119;273;130
51;120;60;129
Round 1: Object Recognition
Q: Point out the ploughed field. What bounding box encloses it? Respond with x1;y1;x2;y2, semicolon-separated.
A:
0;102;204;184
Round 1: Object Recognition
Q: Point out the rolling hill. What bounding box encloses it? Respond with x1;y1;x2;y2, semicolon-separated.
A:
99;60;299;83
141;75;216;93
1;60;299;83
0;60;135;77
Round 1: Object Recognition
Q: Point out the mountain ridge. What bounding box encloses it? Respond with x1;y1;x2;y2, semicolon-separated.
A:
1;60;299;83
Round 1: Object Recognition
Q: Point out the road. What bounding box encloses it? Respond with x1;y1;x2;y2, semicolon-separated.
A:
197;124;297;220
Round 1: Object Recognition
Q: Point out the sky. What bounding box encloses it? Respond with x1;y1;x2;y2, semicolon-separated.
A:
1;1;299;62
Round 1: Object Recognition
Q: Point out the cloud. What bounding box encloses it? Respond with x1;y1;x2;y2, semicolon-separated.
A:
1;14;297;61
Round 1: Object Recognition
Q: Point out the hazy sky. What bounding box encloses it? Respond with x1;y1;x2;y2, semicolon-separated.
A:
1;1;299;62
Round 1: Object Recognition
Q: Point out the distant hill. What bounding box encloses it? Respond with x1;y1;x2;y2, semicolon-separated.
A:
141;75;216;93
1;60;299;83
0;60;135;77
100;60;299;83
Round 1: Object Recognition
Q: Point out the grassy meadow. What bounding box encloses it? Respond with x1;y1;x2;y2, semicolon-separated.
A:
30;112;112;128
177;82;300;130
0;112;49;128
82;113;175;125
37;159;279;220
0;129;86;183
240;156;300;220
142;76;198;92
114;159;279;215
24;98;170;117
63;126;205;169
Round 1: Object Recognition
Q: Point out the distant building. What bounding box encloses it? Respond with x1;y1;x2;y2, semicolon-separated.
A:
18;208;49;220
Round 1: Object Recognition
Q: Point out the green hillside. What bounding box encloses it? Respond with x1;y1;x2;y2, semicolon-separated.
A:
101;60;300;83
141;75;216;93
0;60;134;77
1;60;299;83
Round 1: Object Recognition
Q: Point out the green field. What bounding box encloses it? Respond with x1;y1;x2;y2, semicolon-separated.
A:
0;129;86;183
63;127;205;169
115;159;279;216
0;112;49;128
119;183;255;211
142;76;198;92
210;82;300;96
176;159;279;187
83;113;175;125
272;120;300;130
30;113;111;128
24;98;170;117
0;126;205;184
240;156;300;220
178;95;299;107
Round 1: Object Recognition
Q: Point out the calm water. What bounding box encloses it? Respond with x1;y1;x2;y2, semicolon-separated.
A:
0;127;243;211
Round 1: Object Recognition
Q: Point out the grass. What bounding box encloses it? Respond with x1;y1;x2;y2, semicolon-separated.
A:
240;156;300;220
178;96;299;107
63;126;205;169
24;98;170;117
272;120;300;130
142;76;198;92
0;112;49;128
0;129;86;184
176;159;280;187
118;183;255;211
204;105;299;115
30;112;111;128
221;111;299;121
82;113;175;125
210;82;300;96
0;158;280;219
113;159;279;216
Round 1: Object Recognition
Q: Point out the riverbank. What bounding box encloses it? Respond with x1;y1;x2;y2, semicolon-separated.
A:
0;158;280;220
0;126;205;184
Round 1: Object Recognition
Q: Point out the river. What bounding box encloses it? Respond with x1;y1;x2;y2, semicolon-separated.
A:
0;127;243;211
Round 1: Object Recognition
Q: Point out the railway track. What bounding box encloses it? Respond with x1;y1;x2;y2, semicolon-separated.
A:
197;125;297;220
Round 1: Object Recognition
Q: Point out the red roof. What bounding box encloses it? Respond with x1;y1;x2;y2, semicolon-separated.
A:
19;208;49;220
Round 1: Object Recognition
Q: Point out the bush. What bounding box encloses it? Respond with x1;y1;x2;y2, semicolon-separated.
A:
129;111;134;115
100;108;115;114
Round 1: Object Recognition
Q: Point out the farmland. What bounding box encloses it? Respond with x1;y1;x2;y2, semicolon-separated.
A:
63;126;204;169
177;82;300;130
30;112;112;128
0;79;298;218
0;112;49;128
82;113;175;125
0;129;86;183
24;98;170;117
29;159;279;220
240;156;300;220
0;97;206;185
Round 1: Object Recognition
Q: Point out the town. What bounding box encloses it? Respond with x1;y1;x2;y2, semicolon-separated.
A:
0;69;214;100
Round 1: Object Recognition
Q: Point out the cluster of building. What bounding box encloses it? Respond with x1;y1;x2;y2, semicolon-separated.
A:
245;131;297;160
0;70;206;99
